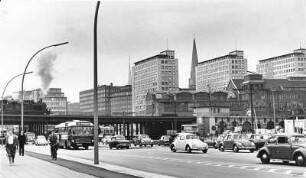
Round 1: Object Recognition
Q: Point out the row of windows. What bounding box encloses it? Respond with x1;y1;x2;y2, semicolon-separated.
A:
161;60;176;64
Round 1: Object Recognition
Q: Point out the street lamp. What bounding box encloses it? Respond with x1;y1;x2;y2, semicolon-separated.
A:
1;72;33;132
21;42;68;132
271;89;276;133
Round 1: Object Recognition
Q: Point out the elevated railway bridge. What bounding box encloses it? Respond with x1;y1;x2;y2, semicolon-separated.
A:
2;114;196;139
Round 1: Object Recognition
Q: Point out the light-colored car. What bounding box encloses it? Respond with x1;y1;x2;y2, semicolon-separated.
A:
132;134;153;147
170;133;208;153
35;135;48;146
219;133;256;153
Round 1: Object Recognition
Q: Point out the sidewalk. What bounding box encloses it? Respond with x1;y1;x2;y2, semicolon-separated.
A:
0;146;96;178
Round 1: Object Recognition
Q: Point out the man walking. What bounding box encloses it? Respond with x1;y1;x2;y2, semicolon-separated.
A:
48;131;58;160
18;131;26;156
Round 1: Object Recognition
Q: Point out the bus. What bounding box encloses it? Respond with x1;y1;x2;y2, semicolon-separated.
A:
54;120;94;150
99;126;114;144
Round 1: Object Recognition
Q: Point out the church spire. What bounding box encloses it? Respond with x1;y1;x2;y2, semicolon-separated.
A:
189;37;198;90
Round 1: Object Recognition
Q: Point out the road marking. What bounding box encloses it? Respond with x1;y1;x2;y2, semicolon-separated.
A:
267;169;276;173
284;170;292;175
253;167;261;171
239;166;246;169
227;165;235;168
196;162;202;164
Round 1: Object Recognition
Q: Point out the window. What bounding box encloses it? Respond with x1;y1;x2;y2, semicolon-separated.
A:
277;137;288;144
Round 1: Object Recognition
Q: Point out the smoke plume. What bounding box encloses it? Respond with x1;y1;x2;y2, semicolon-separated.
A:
37;51;57;93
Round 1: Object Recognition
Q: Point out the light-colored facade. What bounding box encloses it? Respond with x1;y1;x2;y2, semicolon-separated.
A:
110;85;132;116
196;50;247;92
256;48;306;79
132;50;179;116
42;88;67;115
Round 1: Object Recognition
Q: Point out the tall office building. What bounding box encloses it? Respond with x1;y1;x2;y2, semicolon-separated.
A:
256;48;306;79
189;38;198;90
196;50;247;92
42;88;67;115
132;50;179;116
79;83;132;116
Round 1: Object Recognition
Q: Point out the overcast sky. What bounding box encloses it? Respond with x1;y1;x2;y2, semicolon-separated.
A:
0;0;305;102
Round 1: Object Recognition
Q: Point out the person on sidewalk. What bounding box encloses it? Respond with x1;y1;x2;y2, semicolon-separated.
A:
18;131;26;156
5;130;18;165
48;130;58;160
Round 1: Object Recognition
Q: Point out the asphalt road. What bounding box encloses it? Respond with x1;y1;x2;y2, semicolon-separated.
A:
26;144;306;178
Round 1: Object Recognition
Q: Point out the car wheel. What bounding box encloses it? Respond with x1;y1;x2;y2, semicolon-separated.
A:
126;146;130;149
259;152;270;164
202;149;208;153
144;145;147;147
151;144;153;147
295;153;306;166
186;145;192;153
219;145;224;152
233;145;239;153
170;144;176;152
250;149;254;153
109;146;112;149
283;161;289;164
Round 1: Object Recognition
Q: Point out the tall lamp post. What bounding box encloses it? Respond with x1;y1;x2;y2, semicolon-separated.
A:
271;89;276;133
2;72;33;132
21;42;68;132
93;1;101;165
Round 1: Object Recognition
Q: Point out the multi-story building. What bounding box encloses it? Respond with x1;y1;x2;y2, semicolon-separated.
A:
67;102;81;115
132;50;179;116
18;88;43;102
196;50;248;92
110;85;132;116
79;84;132;116
256;48;306;79
42;88;67;115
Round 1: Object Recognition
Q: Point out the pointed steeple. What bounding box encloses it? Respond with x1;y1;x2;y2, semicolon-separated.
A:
128;56;132;85
189;38;198;90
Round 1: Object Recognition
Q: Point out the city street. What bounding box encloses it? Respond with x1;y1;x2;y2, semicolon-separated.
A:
25;144;306;178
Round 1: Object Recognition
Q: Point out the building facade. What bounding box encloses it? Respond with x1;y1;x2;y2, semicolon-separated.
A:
67;102;81;115
256;48;306;79
79;84;132;116
196;50;248;92
111;85;132;116
42;88;67;115
132;50;179;116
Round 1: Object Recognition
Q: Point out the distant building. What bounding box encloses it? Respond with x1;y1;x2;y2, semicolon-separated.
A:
18;88;43;102
79;84;132;116
42;88;67;115
132;50;179;116
196;50;248;92
256;48;306;79
1;100;48;115
67;102;81;115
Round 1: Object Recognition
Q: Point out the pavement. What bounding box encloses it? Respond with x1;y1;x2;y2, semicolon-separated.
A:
0;145;140;178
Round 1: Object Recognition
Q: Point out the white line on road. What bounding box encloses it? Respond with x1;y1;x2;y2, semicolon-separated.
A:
267;169;276;173
284;170;292;175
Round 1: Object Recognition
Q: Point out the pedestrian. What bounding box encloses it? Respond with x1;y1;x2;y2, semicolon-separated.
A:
5;130;18;165
48;130;58;160
18;131;26;156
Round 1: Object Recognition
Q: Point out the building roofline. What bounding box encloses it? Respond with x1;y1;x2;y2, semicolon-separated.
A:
134;50;175;66
259;48;306;63
198;50;244;65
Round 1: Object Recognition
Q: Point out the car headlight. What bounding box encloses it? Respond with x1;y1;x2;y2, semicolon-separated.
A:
251;142;255;146
71;140;75;143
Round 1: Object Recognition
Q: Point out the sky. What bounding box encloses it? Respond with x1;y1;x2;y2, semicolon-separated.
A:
0;0;305;103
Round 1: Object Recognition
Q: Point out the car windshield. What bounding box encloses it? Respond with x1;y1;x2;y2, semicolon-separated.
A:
141;134;149;138
291;136;306;144
115;136;125;140
37;136;45;139
186;135;199;140
238;134;249;140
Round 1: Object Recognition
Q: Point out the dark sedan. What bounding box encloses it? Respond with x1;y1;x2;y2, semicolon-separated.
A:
109;135;131;149
257;133;306;166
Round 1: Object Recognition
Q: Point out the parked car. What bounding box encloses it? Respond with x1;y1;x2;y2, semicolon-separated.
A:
102;135;112;145
170;133;208;153
219;133;256;152
132;134;153;147
26;132;36;145
214;135;225;149
158;135;171;146
35;135;48;146
257;133;306;166
249;133;270;150
108;135;131;149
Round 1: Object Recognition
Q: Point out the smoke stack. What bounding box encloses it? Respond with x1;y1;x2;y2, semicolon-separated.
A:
37;51;57;93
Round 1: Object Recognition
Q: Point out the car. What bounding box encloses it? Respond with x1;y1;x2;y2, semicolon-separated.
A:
158;135;171;146
249;134;270;150
170;133;208;153
214;135;225;149
108;135;131;149
35;135;48;146
219;133;256;152
132;134;153;147
257;133;306;166
26;132;36;145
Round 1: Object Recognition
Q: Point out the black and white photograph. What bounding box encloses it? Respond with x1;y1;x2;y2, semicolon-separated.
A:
0;0;306;177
